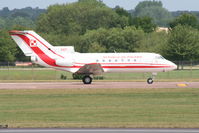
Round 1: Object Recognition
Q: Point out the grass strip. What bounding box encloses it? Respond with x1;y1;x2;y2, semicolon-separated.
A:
0;88;199;128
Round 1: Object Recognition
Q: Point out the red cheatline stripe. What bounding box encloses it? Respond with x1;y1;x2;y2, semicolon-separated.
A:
72;66;172;69
62;65;173;69
102;66;173;68
72;65;173;69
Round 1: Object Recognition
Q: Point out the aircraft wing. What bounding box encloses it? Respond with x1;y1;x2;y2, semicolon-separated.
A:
75;63;104;75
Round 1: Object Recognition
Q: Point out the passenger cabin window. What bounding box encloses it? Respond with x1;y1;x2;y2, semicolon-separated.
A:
128;59;130;62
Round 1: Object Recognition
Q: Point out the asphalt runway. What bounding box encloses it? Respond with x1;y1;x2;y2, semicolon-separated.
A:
0;82;198;89
0;128;199;133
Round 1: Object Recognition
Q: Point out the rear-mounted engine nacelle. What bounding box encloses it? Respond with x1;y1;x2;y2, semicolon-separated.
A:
55;59;73;66
31;56;38;63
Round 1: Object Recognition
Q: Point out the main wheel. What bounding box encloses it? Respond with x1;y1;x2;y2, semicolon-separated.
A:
82;75;92;84
147;78;153;84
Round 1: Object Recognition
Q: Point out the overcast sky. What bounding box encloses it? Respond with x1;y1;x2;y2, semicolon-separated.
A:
0;0;199;11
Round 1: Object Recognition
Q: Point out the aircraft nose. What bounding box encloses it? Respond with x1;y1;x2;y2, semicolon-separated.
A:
171;62;177;70
166;60;177;71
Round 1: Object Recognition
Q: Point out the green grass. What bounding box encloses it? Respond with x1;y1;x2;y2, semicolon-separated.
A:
0;68;199;81
104;70;199;81
0;88;199;128
0;69;70;80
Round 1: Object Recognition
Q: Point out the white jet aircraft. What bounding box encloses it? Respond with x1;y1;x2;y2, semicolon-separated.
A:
9;30;177;84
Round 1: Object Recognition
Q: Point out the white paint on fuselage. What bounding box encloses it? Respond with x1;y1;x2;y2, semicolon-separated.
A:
33;52;176;74
66;52;177;73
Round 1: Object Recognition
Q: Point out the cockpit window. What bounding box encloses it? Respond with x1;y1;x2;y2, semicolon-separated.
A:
155;56;165;60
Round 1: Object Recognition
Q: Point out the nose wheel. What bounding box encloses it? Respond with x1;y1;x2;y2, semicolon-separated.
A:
147;78;153;84
147;73;157;84
82;75;92;84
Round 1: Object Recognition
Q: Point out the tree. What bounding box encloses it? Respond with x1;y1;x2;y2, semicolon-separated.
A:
136;31;168;54
0;7;45;30
12;17;35;28
0;18;6;29
132;16;157;33
11;11;30;18
121;26;145;52
114;6;133;25
78;27;145;53
164;25;199;61
36;0;129;35
169;13;199;29
0;7;10;17
134;1;162;15
88;42;106;53
78;28;110;52
133;1;172;26
0;30;17;61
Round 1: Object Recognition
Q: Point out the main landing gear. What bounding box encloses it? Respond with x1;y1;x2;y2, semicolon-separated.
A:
147;73;157;84
82;75;93;84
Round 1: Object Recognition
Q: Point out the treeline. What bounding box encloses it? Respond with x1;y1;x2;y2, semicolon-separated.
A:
0;7;45;29
1;1;199;28
1;0;199;62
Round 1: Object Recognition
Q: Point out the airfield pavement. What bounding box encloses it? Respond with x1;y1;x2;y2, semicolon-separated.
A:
0;81;198;89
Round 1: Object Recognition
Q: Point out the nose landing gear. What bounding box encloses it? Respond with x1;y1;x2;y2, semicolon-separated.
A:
147;78;153;84
147;73;157;84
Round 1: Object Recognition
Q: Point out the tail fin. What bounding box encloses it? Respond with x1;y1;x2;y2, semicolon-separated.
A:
9;30;64;59
9;30;33;56
9;30;67;67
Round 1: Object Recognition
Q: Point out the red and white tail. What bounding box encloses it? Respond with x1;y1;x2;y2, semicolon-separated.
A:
9;30;65;67
9;30;64;57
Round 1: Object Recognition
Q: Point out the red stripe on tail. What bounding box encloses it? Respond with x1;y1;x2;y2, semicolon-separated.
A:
15;34;63;67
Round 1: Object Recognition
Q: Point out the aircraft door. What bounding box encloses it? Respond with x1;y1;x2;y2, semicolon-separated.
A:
153;58;158;64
